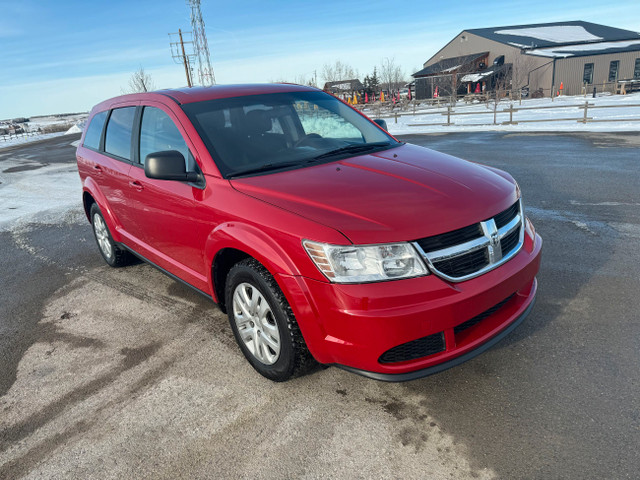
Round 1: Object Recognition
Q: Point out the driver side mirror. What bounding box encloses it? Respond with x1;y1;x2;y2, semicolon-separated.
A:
144;150;199;182
373;119;388;131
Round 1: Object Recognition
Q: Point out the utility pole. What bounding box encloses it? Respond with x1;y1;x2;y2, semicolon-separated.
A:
187;0;216;86
169;29;196;87
178;29;192;87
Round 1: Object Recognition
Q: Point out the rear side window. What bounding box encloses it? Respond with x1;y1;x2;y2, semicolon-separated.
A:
105;107;136;160
83;111;107;150
139;107;190;166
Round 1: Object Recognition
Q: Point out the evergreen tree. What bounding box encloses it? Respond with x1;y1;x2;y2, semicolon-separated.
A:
369;67;380;93
363;74;371;93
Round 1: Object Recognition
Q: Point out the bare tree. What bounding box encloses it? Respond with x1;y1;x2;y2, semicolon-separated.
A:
510;54;538;92
322;61;358;83
122;67;155;94
270;73;319;88
379;57;406;92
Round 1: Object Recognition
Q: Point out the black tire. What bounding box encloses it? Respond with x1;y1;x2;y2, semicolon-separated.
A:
89;203;134;267
225;258;316;382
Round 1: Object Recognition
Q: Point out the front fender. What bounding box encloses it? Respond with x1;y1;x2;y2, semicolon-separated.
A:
205;222;302;290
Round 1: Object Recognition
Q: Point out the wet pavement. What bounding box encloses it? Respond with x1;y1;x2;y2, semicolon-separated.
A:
0;132;638;479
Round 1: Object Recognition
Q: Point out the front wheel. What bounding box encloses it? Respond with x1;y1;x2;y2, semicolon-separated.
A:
225;258;316;381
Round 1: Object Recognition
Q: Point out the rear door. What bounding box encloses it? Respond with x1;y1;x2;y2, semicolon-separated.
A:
83;105;137;235
124;102;208;291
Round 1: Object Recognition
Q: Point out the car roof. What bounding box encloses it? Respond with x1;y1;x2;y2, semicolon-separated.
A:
92;83;320;112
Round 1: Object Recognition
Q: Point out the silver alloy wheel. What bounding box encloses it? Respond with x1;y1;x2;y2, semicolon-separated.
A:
232;282;281;365
93;213;113;260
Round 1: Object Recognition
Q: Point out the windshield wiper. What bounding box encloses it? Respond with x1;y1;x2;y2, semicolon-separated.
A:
228;161;304;178
312;142;393;161
228;142;395;178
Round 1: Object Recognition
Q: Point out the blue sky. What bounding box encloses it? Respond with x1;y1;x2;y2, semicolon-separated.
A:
1;0;639;118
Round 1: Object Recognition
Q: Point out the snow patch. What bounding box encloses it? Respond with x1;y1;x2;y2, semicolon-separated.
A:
0;161;82;232
0;132;66;149
441;65;462;73
571;220;596;235
65;124;83;135
495;26;602;44
526;39;640;57
461;71;494;82
382;92;640;135
569;200;640;207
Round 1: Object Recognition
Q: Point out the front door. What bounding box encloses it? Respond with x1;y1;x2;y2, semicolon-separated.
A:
124;104;208;291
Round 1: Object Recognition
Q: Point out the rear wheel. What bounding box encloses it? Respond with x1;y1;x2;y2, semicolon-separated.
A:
225;258;316;381
90;203;134;267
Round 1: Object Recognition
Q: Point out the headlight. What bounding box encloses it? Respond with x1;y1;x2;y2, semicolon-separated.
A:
303;240;428;283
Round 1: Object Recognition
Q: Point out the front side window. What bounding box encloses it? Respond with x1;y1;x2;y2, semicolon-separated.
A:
83;111;107;150
183;91;397;178
608;60;620;83
583;63;594;84
634;58;640;80
105;107;136;160
139;107;190;167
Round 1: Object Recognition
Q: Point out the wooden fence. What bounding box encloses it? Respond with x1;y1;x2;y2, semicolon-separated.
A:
364;100;640;128
0;131;44;143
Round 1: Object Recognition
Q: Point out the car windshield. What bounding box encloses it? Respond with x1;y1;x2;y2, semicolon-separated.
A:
182;90;399;178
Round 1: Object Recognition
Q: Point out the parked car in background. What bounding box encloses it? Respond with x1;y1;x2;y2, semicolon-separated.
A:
76;83;541;382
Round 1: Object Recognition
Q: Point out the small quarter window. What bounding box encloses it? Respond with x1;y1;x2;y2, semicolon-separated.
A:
83;111;107;150
105;107;136;160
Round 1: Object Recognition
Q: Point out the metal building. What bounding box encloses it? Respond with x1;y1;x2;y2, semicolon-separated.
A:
413;21;640;99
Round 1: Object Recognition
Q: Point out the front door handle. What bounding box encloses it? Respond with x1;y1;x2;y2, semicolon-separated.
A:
129;180;144;192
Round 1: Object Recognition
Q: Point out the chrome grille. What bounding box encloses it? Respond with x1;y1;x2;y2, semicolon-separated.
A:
415;223;483;252
413;200;524;282
433;248;489;278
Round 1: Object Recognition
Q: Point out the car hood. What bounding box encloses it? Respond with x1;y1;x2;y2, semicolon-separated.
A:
230;143;518;244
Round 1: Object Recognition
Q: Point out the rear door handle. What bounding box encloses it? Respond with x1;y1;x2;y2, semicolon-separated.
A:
92;165;103;174
129;180;144;192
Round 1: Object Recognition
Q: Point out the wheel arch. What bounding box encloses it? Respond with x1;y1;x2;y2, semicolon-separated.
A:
82;191;96;221
212;248;252;313
81;178;123;243
207;222;303;311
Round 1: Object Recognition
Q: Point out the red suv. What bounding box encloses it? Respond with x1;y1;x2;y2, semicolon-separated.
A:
76;84;541;382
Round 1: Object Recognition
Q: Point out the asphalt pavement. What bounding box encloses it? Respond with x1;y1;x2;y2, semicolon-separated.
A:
0;132;638;479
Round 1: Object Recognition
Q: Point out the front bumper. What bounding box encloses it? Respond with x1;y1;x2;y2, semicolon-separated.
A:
334;291;536;381
276;229;542;380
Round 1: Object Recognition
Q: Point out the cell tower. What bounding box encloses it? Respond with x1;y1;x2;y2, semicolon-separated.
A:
186;0;216;86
